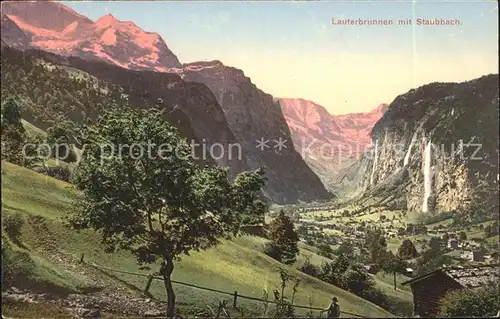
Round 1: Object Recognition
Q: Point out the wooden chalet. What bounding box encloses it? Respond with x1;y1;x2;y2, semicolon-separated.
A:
402;264;499;317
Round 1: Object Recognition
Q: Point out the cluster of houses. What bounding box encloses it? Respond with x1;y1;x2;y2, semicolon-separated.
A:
445;238;496;262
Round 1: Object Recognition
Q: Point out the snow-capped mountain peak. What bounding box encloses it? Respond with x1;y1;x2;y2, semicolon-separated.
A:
1;1;182;70
95;13;119;28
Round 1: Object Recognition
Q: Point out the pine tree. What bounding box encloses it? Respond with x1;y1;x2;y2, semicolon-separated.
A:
397;239;418;259
267;210;300;265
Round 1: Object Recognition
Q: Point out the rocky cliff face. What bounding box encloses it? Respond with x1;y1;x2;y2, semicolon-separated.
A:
0;15;31;50
279;98;387;191
183;62;332;203
357;74;499;215
0;1;331;204
1;1;182;71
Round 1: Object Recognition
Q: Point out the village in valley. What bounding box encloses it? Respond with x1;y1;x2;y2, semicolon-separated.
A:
267;196;500;317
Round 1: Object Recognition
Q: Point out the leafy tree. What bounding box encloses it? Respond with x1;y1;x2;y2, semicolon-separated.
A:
414;251;451;277
69;107;267;317
458;231;467;241
428;236;442;252
320;254;352;286
366;228;387;264
1;98;46;167
296;224;308;236
340;265;376;295
413;235;452;276
397;239;418;260
299;258;320;277
1;98;26;165
440;283;499;317
1;98;23;127
46;119;78;163
379;251;407;290
266;210;299;265
317;243;334;259
484;221;499;237
336;242;355;258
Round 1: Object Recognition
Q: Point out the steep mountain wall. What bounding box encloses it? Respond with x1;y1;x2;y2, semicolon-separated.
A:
183;61;332;203
279;98;387;191
357;74;499;216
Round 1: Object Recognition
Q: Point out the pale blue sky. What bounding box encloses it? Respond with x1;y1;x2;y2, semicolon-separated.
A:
63;1;498;114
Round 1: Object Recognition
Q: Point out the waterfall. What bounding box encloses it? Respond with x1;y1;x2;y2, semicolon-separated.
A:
422;137;432;213
370;139;379;185
403;132;417;167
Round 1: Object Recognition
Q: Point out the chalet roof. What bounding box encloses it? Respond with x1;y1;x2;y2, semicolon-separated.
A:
402;264;499;288
443;265;499;288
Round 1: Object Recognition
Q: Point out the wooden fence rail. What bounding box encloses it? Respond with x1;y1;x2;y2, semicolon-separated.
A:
84;259;365;318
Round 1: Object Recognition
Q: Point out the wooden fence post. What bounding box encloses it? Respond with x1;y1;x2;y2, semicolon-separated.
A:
79;253;85;264
233;291;238;308
143;274;154;296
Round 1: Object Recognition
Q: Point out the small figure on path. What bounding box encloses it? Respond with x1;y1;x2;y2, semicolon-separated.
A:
323;296;340;318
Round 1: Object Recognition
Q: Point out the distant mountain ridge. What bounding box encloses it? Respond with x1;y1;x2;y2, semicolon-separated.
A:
0;0;332;204
279;98;388;191
1;1;182;70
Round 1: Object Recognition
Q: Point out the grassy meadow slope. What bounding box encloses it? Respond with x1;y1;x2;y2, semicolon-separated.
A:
1;161;393;317
234;234;413;315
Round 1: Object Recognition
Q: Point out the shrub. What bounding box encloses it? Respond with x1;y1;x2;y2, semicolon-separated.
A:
270;269;296;318
440;283;500;317
1;234;36;287
37;165;73;182
317;243;334;258
2;213;24;243
263;243;282;262
299;258;321;277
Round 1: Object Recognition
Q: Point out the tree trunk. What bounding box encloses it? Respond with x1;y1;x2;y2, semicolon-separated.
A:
393;272;397;291
162;256;176;318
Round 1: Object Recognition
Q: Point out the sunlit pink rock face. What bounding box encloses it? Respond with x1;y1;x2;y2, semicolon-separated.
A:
1;14;31;49
0;1;332;204
279;98;388;186
0;1;182;70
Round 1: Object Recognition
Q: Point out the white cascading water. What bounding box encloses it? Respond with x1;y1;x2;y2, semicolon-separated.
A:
422;137;432;213
370;139;379;185
403;132;417;167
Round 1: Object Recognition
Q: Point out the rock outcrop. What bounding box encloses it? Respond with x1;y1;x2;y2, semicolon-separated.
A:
355;74;499;215
182;61;332;203
279;98;387;192
0;14;31;50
